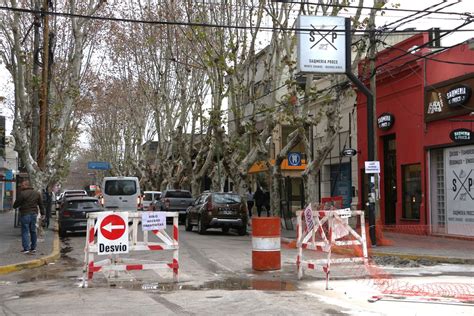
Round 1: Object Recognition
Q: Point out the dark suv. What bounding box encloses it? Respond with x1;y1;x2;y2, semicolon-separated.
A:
185;192;248;235
58;196;103;237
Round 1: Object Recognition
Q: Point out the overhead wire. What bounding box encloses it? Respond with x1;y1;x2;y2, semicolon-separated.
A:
371;18;473;78
0;5;473;34
378;39;474;66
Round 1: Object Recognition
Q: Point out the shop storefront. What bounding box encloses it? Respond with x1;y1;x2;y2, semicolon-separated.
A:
425;73;474;237
356;33;474;237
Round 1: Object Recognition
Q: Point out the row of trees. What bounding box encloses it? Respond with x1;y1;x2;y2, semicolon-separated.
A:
0;0;387;212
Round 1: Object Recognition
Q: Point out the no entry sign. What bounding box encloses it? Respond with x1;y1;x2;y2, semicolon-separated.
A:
97;212;129;255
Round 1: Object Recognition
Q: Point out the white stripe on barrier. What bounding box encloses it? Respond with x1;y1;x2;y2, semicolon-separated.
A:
252;237;281;251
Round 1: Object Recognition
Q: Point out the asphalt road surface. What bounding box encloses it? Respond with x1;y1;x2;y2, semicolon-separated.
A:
1;225;473;315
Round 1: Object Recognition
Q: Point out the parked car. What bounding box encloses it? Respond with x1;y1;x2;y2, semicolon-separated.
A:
151;189;194;223
58;196;103;237
142;191;161;211
185;192;248;235
56;189;88;211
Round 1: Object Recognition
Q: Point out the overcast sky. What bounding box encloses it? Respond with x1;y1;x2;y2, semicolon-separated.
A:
1;0;473;134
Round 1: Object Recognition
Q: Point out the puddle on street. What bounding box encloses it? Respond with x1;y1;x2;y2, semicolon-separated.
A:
17;245;82;284
9;289;49;299
105;278;298;292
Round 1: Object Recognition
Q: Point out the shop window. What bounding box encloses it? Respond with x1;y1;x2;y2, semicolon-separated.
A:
402;164;421;220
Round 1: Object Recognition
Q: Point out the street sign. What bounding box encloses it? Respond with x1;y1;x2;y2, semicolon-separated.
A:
87;161;111;170
365;161;380;174
142;212;166;231
288;152;302;166
97;212;129;255
303;204;315;232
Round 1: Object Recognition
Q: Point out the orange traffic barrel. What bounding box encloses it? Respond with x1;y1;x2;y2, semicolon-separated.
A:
252;217;281;271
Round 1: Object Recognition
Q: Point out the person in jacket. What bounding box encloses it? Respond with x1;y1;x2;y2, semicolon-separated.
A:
13;180;45;254
254;186;264;217
246;188;254;218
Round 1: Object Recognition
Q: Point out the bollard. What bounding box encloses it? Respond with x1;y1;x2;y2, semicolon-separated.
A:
252;217;281;271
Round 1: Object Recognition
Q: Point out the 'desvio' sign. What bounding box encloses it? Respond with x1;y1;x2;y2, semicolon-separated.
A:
97;212;129;255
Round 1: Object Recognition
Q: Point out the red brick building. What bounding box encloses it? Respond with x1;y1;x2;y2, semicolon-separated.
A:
357;33;474;237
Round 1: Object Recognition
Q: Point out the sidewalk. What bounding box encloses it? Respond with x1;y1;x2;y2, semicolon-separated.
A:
280;224;474;264
0;209;60;275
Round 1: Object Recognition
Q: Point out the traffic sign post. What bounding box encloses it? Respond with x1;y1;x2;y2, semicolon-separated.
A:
97;213;129;255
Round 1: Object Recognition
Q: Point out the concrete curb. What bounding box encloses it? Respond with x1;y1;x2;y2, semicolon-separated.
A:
280;237;474;265
0;219;60;275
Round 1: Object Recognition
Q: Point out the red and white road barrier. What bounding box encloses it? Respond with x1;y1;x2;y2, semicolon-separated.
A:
252;217;281;271
296;206;368;289
83;211;179;287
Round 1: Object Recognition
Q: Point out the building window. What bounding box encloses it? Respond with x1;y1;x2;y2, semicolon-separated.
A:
402;164;421;220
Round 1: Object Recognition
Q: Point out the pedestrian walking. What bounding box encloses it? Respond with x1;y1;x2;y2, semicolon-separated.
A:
42;189;52;228
246;188;254;218
263;190;271;216
254;186;264;217
13;180;45;254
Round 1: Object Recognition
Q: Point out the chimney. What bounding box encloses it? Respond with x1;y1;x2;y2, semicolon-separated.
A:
428;27;441;48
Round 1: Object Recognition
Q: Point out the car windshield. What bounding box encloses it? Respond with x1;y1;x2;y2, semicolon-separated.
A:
66;200;101;209
104;180;137;195
165;191;192;198
213;193;241;204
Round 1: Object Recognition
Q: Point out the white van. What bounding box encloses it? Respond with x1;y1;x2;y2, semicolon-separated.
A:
101;176;141;212
142;191;161;211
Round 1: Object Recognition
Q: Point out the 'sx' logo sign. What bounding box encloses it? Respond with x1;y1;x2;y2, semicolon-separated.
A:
453;169;473;200
310;24;337;50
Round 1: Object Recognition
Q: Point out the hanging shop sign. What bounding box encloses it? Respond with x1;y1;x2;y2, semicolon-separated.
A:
341;148;357;157
446;84;472;107
296;16;347;74
450;128;474;143
425;74;474;122
377;113;395;130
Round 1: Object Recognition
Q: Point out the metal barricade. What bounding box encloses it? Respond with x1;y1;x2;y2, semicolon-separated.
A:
82;211;179;287
296;207;368;289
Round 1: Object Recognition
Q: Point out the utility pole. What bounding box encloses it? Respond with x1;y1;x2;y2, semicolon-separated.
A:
38;0;49;170
345;18;377;246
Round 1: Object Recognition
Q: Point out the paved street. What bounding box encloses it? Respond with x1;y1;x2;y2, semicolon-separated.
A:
1;223;473;315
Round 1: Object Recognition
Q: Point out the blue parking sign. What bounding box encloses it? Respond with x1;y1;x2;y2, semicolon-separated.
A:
288;152;302;166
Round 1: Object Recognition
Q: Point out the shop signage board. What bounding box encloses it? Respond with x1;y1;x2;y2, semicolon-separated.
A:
444;145;474;236
424;74;474;122
450;128;474;143
288;152;302;166
377;113;395;130
296;16;347;74
446;84;471;107
341;148;357;157
97;212;129;255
